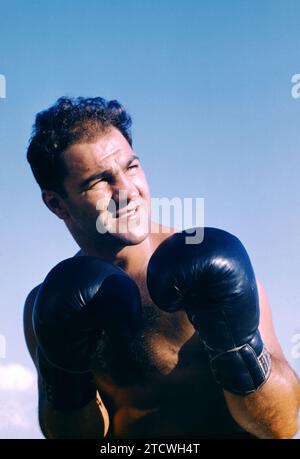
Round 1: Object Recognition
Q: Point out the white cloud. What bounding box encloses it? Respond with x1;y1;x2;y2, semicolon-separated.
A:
0;363;34;391
0;363;42;438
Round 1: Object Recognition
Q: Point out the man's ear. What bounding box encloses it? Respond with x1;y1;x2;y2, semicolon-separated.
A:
42;190;70;220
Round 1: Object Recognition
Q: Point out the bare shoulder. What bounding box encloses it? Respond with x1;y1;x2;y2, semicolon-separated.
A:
257;279;286;361
150;222;176;247
23;285;41;363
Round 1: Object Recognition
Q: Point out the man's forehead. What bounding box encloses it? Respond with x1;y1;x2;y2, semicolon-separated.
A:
63;130;132;173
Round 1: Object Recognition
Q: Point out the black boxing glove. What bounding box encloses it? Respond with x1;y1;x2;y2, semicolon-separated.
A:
33;256;142;411
147;227;271;395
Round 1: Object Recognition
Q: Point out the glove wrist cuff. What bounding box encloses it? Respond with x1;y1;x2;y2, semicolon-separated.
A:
204;331;272;395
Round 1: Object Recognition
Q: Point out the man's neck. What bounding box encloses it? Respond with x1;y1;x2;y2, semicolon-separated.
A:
76;222;175;277
90;237;153;275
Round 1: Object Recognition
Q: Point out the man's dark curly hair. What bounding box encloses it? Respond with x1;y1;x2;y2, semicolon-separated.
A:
27;97;132;196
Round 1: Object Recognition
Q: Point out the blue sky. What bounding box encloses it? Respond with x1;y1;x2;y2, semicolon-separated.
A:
0;0;300;438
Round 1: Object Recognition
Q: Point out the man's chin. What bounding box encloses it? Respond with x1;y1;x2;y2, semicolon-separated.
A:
96;209;150;246
110;227;149;246
95;221;150;247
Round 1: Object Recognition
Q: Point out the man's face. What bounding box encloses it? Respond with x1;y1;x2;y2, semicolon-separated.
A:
60;127;151;247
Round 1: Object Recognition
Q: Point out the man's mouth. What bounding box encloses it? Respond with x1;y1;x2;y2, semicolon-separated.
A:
115;204;140;219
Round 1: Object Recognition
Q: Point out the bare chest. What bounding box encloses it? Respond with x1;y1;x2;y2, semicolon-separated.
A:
92;303;222;437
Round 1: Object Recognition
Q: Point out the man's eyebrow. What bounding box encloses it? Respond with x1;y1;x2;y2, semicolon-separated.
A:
79;155;140;190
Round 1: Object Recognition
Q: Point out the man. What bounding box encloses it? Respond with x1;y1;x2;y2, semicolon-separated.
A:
24;97;300;439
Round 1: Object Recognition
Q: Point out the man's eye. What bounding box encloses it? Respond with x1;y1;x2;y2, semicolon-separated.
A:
88;179;107;190
128;163;139;171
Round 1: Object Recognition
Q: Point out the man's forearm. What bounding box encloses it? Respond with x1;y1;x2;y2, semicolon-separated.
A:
39;389;109;439
224;355;300;439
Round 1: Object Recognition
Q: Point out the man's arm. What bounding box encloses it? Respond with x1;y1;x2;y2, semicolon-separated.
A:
23;287;110;439
147;228;300;440
224;281;300;439
38;382;109;439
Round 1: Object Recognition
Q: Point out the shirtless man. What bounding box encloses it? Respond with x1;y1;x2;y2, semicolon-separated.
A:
23;97;300;439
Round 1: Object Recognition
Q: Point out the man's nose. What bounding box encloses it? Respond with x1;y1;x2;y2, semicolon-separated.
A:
111;173;139;205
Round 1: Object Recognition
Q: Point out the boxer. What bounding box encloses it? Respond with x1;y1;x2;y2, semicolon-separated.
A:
24;97;300;438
